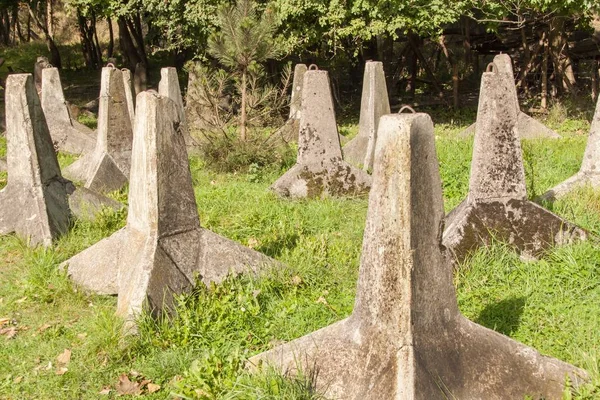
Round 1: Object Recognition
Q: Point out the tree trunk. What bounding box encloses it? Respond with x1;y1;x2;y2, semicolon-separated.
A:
107;17;114;58
240;68;247;141
92;13;103;66
548;16;577;95
592;59;599;102
118;17;142;70
46;0;53;38
542;35;549;110
26;12;31;41
452;62;459;109
77;11;94;68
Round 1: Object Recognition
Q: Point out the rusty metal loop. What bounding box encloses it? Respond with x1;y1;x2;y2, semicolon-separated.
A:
486;62;497;73
398;105;416;114
308;64;319;71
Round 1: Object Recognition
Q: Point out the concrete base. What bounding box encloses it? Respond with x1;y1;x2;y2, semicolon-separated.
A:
459;112;560;139
539;172;600;202
67;186;125;221
0;74;71;246
443;198;587;262
271;160;371;198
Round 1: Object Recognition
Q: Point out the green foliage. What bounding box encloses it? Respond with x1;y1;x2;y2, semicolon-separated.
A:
207;0;284;73
141;0;222;52
197;134;295;173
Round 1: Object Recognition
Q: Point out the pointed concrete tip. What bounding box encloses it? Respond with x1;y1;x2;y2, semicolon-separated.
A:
297;70;342;163
121;68;136;128
158;67;194;147
289;64;307;120
343;61;390;171
458;54;560;140
353;112;445;324
469;68;527;201
41;67;95;154
63;66;133;193
250;110;587;399
0;73;71;246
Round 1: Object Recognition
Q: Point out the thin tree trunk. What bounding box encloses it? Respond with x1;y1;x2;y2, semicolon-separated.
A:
409;34;444;98
542;35;549;110
240;68;247;141
548;16;577;95
118;17;142;70
592;59;599;102
92;13;103;66
107;17;114;58
29;5;61;68
452;63;459;109
46;0;53;38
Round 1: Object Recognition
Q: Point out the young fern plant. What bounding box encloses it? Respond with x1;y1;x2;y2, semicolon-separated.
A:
207;0;284;141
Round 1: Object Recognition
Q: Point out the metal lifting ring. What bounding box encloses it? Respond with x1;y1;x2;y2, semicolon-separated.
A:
106;63;116;68
398;105;416;114
308;64;319;71
486;62;497;73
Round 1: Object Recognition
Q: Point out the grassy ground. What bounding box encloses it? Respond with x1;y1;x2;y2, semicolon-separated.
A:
1;109;599;399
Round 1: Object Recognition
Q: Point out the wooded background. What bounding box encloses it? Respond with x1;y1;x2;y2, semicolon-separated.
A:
1;0;599;109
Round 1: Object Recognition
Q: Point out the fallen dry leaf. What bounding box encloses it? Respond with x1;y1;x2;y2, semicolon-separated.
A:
1;326;17;339
147;383;160;394
77;332;88;340
116;373;142;396
0;317;9;326
15;297;27;304
291;275;303;286
38;323;53;332
99;387;111;395
56;349;71;366
55;367;68;375
13;376;23;384
247;237;259;249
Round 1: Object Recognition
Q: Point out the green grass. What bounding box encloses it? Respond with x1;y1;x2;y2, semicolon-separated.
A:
1;115;599;399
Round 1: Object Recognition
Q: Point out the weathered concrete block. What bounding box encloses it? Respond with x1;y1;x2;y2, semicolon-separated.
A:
540;94;600;201
63;91;276;321
63;66;133;193
249;112;587;399
444;64;585;263
158;67;196;147
343;61;390;170
0;74;71;246
121;68;136;128
41;68;96;154
268;64;308;143
459;54;560;140
270;70;371;198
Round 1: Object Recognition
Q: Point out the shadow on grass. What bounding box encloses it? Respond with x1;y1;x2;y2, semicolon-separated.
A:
474;296;526;336
258;233;301;258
